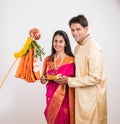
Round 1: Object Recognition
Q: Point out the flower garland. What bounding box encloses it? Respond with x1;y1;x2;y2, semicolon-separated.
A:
13;37;44;61
14;37;33;58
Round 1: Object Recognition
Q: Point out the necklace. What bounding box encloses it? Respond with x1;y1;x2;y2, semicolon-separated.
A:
54;54;66;70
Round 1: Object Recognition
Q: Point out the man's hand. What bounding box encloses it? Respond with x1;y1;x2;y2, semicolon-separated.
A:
54;75;69;85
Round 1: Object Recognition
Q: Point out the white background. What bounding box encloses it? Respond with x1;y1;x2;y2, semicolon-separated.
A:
0;0;120;124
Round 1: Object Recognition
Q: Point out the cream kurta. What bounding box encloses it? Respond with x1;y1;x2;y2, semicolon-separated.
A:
68;35;107;124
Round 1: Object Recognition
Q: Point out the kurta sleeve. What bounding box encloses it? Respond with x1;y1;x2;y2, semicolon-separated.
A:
68;48;105;88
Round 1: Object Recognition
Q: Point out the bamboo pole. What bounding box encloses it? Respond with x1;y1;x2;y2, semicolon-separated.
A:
0;59;18;89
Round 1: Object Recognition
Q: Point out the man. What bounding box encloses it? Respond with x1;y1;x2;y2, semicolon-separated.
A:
56;15;107;124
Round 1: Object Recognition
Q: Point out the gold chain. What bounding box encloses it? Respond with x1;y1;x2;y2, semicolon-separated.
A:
54;54;66;70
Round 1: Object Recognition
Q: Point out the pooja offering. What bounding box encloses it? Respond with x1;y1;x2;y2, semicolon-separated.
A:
46;74;62;80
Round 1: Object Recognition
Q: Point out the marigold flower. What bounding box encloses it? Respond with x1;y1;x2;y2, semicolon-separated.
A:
14;37;33;58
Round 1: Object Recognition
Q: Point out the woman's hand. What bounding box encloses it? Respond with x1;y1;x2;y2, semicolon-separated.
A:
40;75;47;84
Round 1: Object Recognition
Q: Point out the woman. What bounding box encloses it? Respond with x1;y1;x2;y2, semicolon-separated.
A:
41;30;75;124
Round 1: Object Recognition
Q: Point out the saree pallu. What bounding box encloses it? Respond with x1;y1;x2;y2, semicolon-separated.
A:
43;56;75;124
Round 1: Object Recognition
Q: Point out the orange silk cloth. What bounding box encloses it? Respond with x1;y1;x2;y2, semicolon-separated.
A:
15;47;40;82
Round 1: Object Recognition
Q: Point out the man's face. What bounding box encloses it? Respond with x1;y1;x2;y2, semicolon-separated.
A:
70;23;88;44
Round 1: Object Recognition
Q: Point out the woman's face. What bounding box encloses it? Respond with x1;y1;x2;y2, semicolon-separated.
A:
53;34;66;53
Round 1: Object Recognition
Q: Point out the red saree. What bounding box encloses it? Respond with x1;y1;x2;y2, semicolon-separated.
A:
42;55;75;124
